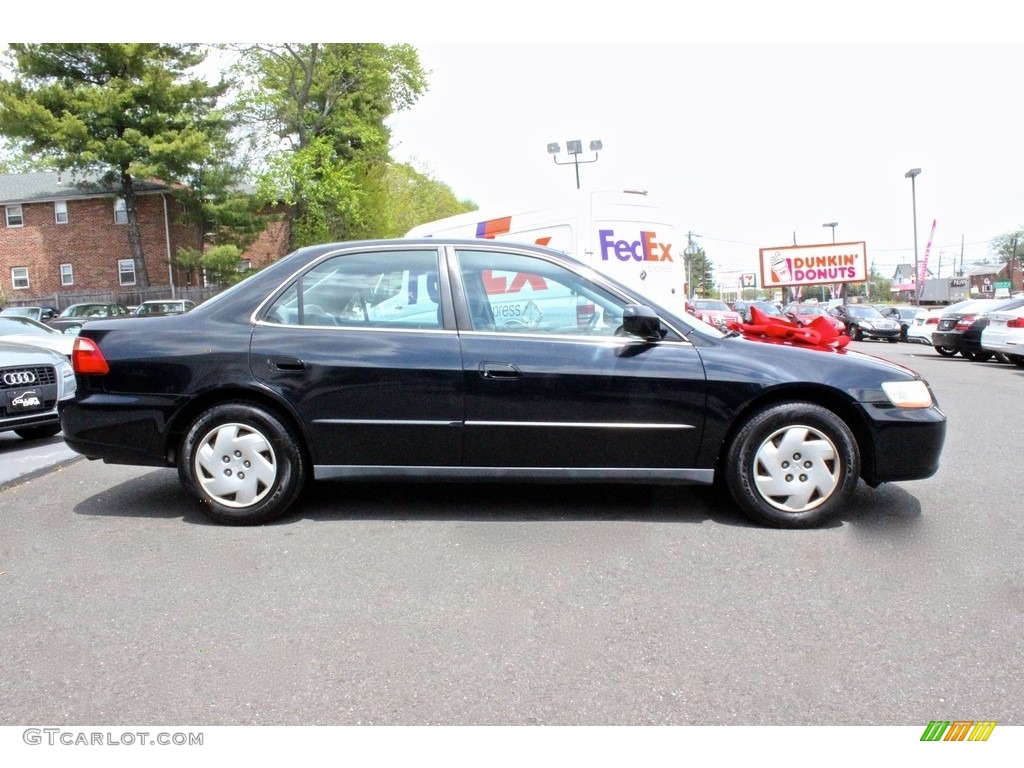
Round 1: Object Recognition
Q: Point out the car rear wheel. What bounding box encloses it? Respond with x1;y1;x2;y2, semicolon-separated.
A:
1008;354;1024;368
964;350;993;362
14;424;61;440
723;402;860;528
934;345;958;357
178;402;307;525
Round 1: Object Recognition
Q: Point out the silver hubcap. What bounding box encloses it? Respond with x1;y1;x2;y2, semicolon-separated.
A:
753;425;841;513
195;422;278;508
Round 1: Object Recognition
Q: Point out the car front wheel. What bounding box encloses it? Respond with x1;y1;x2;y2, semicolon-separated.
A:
178;402;307;525
723;402;860;528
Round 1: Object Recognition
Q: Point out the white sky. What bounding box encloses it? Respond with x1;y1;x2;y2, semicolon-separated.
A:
26;2;1024;283
386;40;1023;280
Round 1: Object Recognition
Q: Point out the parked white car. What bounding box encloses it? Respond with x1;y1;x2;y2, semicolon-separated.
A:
981;304;1024;367
0;316;76;357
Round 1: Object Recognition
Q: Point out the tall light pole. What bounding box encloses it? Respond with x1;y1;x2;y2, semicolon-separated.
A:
822;222;840;303
905;168;922;304
684;232;701;299
547;139;602;189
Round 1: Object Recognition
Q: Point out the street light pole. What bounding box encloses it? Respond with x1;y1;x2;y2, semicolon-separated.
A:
905;168;922;305
822;221;838;243
547;140;603;190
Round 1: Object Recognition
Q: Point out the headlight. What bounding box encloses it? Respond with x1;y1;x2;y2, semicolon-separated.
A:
58;359;77;397
882;380;932;408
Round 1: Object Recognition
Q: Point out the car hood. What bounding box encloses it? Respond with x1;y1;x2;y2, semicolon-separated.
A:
0;333;75;356
0;339;68;365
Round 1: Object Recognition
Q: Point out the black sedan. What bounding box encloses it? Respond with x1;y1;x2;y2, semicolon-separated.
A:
933;296;1024;359
828;304;901;342
60;239;947;529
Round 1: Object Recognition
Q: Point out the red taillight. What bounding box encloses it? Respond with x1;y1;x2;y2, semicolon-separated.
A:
1007;317;1024;328
72;337;110;375
955;314;976;331
926;317;939;325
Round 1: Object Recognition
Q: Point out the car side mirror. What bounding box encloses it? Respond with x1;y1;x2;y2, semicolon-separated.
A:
621;305;665;341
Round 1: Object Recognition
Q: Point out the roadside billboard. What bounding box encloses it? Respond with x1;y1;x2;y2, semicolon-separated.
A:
759;242;868;289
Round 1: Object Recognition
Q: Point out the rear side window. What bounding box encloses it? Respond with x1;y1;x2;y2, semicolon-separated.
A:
264;249;442;330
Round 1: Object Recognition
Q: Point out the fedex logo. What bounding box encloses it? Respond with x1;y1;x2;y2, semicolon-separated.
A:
599;229;673;262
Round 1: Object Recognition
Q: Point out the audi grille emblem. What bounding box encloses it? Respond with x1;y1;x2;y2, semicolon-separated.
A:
4;371;37;385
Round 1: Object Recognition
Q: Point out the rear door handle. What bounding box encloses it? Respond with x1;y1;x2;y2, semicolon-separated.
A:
268;357;306;372
479;362;520;380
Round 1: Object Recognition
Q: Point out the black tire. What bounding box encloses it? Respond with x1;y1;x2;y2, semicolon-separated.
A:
723;402;860;528
934;345;958;357
964;350;993;362
177;402;307;525
851;326;863;341
14;424;61;440
1008;354;1024;368
887;337;898;343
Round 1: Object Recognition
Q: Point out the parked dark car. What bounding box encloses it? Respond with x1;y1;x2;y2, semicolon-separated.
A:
132;299;196;316
875;305;920;342
1;340;76;440
47;302;131;333
828;304;901;342
0;305;59;323
732;300;784;324
934;296;1024;360
61;239;947;529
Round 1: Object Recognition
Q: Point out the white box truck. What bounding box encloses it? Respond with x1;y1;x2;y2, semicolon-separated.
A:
405;190;686;312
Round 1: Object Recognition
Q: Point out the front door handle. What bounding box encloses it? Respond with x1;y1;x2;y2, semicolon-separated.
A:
479;362;520;380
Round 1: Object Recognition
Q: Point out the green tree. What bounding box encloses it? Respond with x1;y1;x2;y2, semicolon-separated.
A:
0;43;228;286
175;244;250;287
992;230;1024;285
684;245;715;298
229;43;427;248
380;162;477;237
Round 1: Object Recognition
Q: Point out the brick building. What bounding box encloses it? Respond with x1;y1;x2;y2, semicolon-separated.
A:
0;171;289;309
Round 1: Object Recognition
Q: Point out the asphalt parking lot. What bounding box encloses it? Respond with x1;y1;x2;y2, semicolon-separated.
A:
1;340;1021;733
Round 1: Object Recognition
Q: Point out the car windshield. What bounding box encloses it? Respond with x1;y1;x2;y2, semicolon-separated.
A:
0;316;60;335
792;305;825;315
1;307;36;317
62;304;110;317
138;301;188;314
846;306;884;319
694;300;730;311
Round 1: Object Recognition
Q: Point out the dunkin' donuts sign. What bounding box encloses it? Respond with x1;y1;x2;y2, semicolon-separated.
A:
759;242;868;288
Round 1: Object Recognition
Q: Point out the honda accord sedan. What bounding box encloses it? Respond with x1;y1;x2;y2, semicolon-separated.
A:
60;239;947;529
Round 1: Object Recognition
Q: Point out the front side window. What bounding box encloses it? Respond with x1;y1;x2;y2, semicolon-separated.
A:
114;198;128;225
5;204;24;227
60;263;74;286
455;249;628;336
11;266;29;289
264;249;442;330
55;201;69;224
118;258;136;286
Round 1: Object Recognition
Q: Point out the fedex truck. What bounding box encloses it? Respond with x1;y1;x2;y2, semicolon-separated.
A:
405;190;686;312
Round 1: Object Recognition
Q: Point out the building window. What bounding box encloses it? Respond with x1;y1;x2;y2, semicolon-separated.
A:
238;259;252;272
118;258;136;286
60;263;74;286
5;204;24;227
114;198;128;225
11;267;30;289
55;201;69;224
